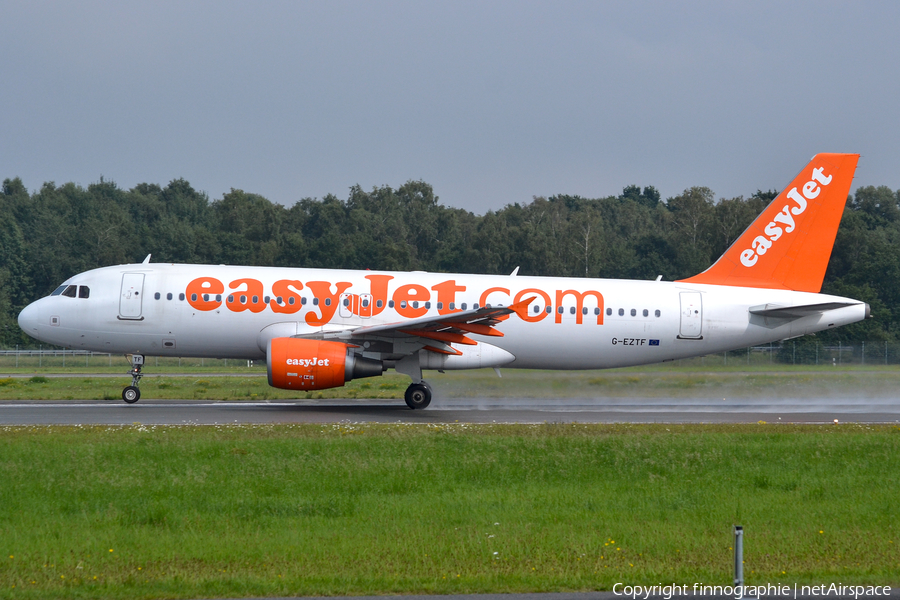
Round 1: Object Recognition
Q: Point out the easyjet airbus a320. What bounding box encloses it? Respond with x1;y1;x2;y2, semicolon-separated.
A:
18;154;868;408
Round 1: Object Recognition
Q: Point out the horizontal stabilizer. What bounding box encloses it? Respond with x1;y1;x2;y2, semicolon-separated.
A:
749;302;859;319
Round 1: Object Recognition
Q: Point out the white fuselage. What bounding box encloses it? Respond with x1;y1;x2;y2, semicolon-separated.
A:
17;263;867;370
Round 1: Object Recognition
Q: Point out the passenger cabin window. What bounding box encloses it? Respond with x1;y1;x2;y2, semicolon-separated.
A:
78;286;90;298
62;285;77;298
154;292;161;300
167;293;173;300
606;308;612;316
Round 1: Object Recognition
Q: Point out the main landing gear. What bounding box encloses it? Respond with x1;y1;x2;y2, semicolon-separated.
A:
404;381;432;409
122;354;144;403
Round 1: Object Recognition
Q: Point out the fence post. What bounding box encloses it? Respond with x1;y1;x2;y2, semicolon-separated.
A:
734;525;744;586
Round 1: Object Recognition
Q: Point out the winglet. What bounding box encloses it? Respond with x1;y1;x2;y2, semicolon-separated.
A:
678;153;859;292
509;296;536;320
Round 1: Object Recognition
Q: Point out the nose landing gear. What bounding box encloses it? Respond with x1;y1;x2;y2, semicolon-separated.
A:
122;354;144;403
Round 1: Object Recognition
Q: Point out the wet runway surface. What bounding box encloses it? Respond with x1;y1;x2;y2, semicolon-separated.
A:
2;395;899;425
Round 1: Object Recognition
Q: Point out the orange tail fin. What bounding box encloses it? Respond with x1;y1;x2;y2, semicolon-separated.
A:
678;153;859;292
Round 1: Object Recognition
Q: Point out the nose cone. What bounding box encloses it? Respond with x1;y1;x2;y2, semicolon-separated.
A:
17;301;41;340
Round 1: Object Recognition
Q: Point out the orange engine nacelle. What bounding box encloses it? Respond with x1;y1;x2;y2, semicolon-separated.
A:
267;338;384;391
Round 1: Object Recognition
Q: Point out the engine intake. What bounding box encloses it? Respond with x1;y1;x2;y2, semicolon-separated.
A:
267;338;384;391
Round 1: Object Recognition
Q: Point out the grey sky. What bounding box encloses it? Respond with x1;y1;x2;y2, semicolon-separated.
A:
2;1;898;213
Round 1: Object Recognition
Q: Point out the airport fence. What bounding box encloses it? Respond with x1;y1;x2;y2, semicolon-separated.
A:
2;341;900;370
679;339;900;367
0;348;263;370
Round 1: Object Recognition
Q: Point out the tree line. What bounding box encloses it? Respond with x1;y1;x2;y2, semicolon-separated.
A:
1;175;897;347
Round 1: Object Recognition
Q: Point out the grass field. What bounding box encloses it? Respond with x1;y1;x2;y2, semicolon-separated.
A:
0;423;898;599
1;365;900;401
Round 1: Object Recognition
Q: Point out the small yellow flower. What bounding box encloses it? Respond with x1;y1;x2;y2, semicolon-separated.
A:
819;530;824;534
109;549;114;552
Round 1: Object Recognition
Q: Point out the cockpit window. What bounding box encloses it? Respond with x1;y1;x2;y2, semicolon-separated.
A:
78;286;90;299
50;285;68;296
61;285;77;298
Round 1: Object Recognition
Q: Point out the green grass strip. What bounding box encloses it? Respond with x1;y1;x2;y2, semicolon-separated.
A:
1;423;898;599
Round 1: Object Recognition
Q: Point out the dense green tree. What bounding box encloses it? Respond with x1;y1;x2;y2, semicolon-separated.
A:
2;174;900;347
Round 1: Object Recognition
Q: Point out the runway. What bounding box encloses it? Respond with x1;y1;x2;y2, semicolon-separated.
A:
2;395;899;425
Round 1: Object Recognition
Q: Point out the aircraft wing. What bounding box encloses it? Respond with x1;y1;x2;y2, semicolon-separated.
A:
344;297;532;355
306;297;534;356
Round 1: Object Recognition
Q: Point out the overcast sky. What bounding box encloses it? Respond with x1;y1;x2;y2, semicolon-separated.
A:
2;1;898;213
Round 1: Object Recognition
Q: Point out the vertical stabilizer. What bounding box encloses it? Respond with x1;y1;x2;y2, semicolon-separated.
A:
678;153;859;292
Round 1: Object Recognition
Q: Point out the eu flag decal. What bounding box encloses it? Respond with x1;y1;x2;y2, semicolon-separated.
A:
649;339;660;346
